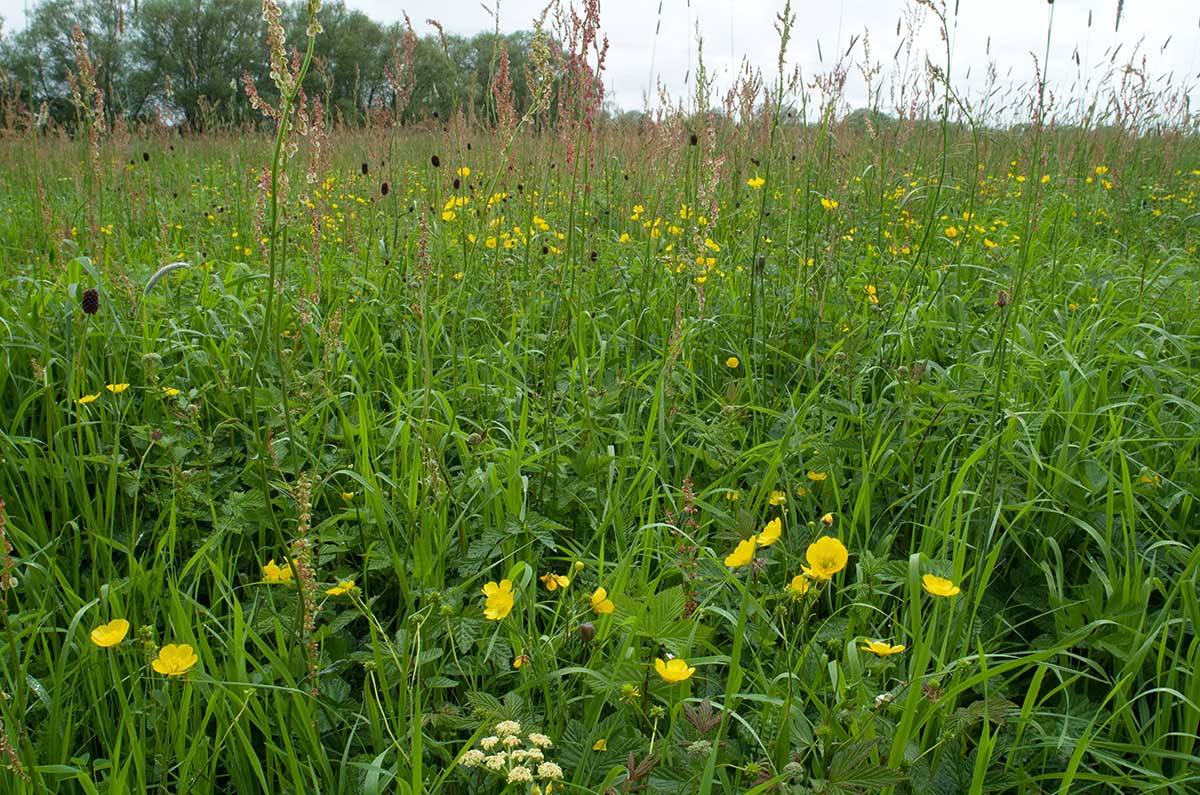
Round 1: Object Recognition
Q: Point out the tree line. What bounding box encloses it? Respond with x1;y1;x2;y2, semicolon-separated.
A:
0;0;547;130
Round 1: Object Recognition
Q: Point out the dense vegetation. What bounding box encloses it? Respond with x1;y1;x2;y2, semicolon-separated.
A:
0;0;548;128
0;1;1197;793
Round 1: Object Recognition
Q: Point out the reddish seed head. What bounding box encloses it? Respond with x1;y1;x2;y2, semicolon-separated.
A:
81;288;100;315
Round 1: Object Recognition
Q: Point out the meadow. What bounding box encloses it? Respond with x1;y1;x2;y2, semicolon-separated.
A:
0;3;1199;794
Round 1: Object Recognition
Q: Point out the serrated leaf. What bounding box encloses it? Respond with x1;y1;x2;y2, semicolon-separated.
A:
422;676;458;688
451;617;483;651
826;740;906;794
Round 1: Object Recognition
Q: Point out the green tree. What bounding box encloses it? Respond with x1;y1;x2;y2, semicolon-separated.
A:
282;0;389;125
131;0;265;127
2;0;137;123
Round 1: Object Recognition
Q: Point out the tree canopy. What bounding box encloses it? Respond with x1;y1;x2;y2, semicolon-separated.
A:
0;0;546;129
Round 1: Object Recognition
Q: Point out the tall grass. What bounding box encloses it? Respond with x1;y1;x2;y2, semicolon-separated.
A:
0;1;1197;793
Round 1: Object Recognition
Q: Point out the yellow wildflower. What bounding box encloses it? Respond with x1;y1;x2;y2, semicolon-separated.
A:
922;574;961;597
90;619;130;648
747;176;765;189
654;657;695;683
540;573;570;591
724;535;757;568
482;579;515;620
757;517;782;547
325;579;356;596
106;383;130;394
861;640;906;656
262;559;294;583
151;643;199;676
786;575;811;597
802;536;848;580
76;393;101;405
590;587;615;615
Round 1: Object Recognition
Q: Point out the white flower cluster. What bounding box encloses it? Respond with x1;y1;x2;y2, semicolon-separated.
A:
458;721;564;792
495;720;522;736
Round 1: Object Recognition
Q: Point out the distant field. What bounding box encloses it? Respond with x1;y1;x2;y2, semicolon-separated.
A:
0;6;1198;794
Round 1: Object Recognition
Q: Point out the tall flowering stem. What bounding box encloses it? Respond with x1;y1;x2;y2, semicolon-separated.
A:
245;0;324;665
252;0;322;373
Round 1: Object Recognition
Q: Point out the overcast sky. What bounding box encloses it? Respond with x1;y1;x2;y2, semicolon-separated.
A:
2;0;1197;117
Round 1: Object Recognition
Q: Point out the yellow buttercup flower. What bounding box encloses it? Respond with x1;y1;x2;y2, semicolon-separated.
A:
482;579;515;620
90;619;130;648
151;643;198;676
802;536;848;580
821;512;834;526
786;575;811;598
724;535;757;568
262;559;294;583
654;657;695;683
340;491;355;501
457;166;471;178
325;579;356;596
861;640;906;656
768;490;787;506
590;587;615;615
757;517;782;547
540;572;570;591
106;383;130;394
922;574;961;597
592;738;607;751
806;470;827;482
513;653;530;669
725;356;740;368
747;176;765;189
162;386;180;397
76;393;101;405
